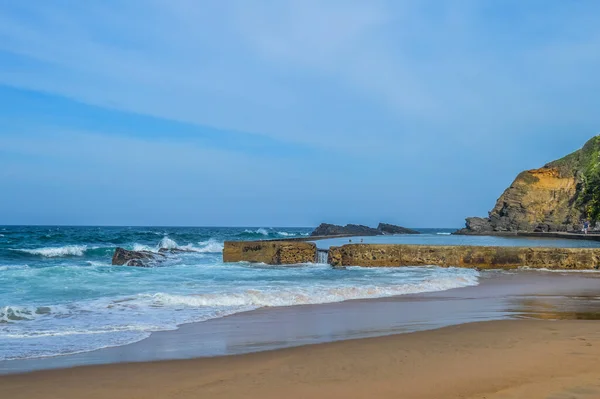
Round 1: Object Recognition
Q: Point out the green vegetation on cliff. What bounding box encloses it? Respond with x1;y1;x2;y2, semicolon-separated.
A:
574;136;600;222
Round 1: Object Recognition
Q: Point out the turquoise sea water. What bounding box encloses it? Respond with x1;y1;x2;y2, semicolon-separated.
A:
1;226;598;362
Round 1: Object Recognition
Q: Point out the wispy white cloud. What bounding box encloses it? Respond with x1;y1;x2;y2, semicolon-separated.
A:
1;1;599;151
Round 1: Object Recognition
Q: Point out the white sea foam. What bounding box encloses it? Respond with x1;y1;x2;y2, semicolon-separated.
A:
277;231;296;237
158;237;179;249
11;245;88;257
518;266;600;273
132;243;154;252
85;261;110;267
0;266;479;361
196;239;224;253
437;232;451;235
244;228;270;236
131;237;223;254
140;274;478;309
0;305;68;323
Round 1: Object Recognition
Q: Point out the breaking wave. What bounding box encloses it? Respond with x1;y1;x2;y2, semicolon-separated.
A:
196;239;224;253
11;245;89;257
243;228;270;236
144;274;478;309
132;237;224;254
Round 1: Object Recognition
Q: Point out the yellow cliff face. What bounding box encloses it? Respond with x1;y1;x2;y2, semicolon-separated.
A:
489;167;580;231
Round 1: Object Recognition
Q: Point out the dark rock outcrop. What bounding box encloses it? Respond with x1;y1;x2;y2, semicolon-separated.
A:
310;223;380;237
111;247;164;267
377;223;420;235
455;217;495;235
311;223;419;237
457;135;600;235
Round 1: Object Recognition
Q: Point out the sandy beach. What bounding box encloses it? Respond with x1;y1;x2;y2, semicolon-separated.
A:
2;270;600;398
2;319;600;399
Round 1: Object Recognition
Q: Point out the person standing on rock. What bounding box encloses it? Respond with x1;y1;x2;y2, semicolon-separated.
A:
584;220;590;234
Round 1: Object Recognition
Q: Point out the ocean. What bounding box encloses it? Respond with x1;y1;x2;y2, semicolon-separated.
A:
2;226;600;363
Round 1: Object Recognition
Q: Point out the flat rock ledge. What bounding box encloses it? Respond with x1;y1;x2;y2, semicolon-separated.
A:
327;244;600;270
223;241;317;264
222;241;600;270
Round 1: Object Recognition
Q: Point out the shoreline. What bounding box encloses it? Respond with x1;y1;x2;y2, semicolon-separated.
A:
3;269;600;375
454;230;600;241
3;319;600;399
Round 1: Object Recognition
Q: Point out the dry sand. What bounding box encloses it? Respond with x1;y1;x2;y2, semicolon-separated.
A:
3;319;600;399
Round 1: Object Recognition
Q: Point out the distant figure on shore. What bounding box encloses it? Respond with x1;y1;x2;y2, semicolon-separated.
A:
583;220;590;234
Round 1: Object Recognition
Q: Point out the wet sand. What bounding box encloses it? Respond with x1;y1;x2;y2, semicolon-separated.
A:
3;319;600;399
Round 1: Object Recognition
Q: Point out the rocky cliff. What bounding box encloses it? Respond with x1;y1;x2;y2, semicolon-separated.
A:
457;135;600;234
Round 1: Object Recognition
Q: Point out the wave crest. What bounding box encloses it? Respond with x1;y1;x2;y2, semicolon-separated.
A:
140;272;478;309
11;245;88;257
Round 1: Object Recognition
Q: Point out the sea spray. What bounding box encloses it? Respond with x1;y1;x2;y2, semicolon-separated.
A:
10;245;89;257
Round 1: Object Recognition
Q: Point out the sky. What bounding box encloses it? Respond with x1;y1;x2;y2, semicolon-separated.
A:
1;0;600;227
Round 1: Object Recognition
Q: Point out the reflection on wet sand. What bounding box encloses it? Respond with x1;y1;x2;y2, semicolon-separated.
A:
512;295;600;320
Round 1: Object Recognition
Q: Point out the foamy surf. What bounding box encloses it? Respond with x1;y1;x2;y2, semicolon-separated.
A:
0;261;478;361
10;245;89;257
131;237;224;254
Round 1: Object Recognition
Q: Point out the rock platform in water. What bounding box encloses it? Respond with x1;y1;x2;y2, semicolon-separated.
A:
222;241;317;264
223;240;600;270
327;244;600;269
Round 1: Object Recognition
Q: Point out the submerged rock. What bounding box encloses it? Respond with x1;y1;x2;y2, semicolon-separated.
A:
377;223;420;235
111;247;164;267
456;135;600;235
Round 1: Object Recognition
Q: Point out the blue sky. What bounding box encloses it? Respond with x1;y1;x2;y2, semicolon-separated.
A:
1;0;599;227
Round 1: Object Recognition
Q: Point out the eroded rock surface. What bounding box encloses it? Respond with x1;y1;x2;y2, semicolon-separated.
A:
223;241;317;264
111;247;165;267
328;244;600;270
